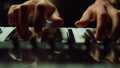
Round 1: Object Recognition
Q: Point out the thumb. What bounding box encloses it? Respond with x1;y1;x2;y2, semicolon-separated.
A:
75;9;94;27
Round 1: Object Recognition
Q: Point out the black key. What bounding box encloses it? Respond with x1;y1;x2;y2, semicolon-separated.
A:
5;29;16;41
0;28;2;34
67;29;75;45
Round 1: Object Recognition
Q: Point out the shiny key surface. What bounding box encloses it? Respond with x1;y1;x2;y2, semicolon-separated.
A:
0;27;15;41
0;27;95;43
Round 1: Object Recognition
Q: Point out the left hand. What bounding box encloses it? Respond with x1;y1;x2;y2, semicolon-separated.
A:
8;0;63;40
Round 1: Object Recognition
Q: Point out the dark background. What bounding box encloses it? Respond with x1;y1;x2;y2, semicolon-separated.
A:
0;0;26;26
0;0;95;27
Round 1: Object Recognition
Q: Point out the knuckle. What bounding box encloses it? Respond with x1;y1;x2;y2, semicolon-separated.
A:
13;8;19;14
20;5;28;12
36;3;46;11
13;5;20;13
10;5;17;9
8;5;18;14
37;2;46;8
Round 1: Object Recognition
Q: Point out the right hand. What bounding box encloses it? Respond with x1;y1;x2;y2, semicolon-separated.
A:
8;0;63;40
75;0;120;41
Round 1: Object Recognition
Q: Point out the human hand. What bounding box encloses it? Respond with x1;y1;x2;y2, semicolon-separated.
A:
75;0;120;41
8;0;63;40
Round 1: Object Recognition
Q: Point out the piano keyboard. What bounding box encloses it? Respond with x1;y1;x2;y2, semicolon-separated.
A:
0;27;98;51
0;27;120;64
0;27;95;42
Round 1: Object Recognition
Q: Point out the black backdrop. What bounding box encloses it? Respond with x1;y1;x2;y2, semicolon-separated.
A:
0;0;26;26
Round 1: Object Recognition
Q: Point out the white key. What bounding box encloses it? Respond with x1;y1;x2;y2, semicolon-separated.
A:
76;28;86;43
68;28;85;43
0;27;15;41
59;28;68;43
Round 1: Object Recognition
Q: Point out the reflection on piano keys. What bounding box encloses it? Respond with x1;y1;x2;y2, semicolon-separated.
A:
0;27;120;64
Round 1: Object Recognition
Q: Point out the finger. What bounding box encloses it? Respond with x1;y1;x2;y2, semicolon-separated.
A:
75;7;94;27
34;3;46;33
96;11;107;40
8;5;18;25
45;2;64;27
110;11;120;41
20;5;32;39
48;9;64;27
13;6;22;37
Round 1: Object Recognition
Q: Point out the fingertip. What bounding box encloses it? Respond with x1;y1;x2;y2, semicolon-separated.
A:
49;15;64;27
75;8;94;27
52;18;64;27
75;20;81;27
75;20;88;27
